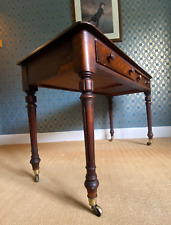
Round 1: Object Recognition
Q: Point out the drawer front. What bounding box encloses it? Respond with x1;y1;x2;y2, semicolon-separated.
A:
95;40;135;80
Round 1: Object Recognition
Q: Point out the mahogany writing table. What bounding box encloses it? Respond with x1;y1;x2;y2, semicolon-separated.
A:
17;22;153;216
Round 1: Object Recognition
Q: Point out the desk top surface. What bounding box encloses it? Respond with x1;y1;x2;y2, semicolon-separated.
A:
17;22;151;79
17;22;152;96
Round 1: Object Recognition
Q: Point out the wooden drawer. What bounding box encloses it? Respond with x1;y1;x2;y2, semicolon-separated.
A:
95;40;135;80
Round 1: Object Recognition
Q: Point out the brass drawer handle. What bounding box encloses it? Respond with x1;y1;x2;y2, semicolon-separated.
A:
107;53;115;61
137;74;143;80
129;68;135;75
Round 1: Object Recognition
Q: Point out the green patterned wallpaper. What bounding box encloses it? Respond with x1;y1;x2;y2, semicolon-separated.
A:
0;0;170;135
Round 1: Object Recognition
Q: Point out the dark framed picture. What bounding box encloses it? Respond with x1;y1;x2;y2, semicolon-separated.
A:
73;0;122;42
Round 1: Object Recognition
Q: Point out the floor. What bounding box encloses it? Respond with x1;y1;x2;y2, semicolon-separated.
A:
0;138;171;225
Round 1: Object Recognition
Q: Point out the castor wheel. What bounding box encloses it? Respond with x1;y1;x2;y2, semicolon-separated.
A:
92;204;103;217
33;169;39;182
147;139;153;146
109;135;114;142
35;174;39;182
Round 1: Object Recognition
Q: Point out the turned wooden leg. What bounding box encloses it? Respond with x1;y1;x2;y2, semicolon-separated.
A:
107;96;114;141
79;72;102;217
145;91;153;145
25;88;41;182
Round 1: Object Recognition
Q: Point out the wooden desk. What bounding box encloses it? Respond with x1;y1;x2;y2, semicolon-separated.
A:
17;22;153;216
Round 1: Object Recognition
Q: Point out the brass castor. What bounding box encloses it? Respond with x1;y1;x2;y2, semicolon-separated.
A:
35;174;39;182
92;204;103;217
88;198;103;217
109;135;114;142
147;139;153;146
33;169;39;182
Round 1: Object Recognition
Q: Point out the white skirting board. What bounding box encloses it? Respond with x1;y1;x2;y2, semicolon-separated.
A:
0;126;171;145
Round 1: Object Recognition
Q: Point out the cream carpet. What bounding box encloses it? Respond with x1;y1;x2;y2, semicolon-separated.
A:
0;138;171;225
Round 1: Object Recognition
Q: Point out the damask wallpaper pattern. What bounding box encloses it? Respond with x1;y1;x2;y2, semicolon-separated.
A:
0;0;170;135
